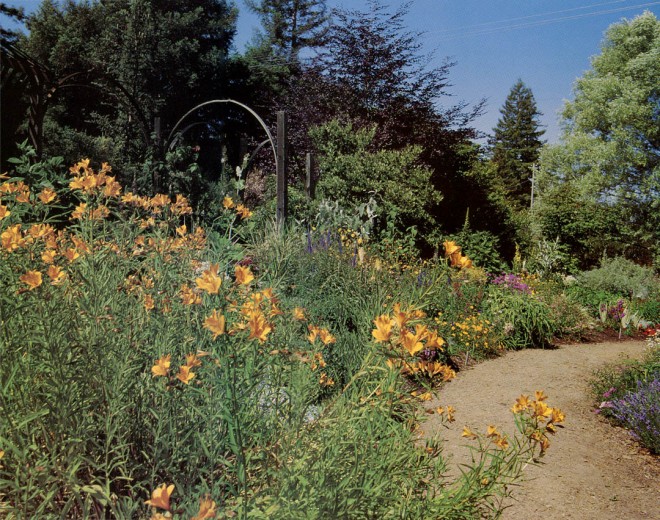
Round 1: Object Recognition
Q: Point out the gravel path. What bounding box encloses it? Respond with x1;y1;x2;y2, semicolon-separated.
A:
424;340;660;519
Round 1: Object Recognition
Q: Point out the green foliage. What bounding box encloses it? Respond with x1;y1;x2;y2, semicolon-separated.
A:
577;257;660;299
539;11;660;267
484;286;556;350
444;215;507;273
310;120;441;246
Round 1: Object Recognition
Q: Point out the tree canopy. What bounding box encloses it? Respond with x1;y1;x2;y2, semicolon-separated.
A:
539;11;660;265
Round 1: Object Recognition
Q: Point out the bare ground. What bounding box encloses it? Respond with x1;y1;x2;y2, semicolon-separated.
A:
424;340;660;519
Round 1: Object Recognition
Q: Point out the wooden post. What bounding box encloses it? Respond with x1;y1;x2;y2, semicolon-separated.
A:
276;111;288;228
305;152;316;199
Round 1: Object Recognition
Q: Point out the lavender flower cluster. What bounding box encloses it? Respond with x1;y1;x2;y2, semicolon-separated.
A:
612;377;660;454
608;299;626;322
490;273;531;294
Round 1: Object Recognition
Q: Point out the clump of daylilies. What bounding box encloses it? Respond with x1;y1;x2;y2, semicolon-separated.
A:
373;303;456;385
461;390;565;454
443;240;473;269
145;483;217;519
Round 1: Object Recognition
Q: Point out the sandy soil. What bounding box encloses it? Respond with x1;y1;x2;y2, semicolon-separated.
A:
424;340;660;519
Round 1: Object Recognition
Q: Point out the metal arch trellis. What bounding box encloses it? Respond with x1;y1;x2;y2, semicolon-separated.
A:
166;99;277;166
166;100;287;226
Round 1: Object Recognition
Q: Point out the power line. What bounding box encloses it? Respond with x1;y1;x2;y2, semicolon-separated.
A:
426;0;629;35
428;2;660;42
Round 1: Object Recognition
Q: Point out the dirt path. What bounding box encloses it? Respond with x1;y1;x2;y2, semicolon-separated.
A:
425;340;660;519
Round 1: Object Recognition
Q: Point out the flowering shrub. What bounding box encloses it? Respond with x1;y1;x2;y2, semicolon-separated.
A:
490;273;532;295
611;378;660;454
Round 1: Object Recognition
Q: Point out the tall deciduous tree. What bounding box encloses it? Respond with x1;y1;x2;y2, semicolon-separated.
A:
490;79;545;210
539;11;660;266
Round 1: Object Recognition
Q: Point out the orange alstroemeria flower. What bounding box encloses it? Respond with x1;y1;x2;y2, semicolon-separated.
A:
37;187;57;204
1;224;24;251
145;483;174;511
443;241;461;257
176;365;195;385
234;264;254;286
203;309;226;339
20;270;42;290
0;204;10;220
292;307;306;321
151;354;171;377
191;495;217;520
372;314;394;343
47;265;66;285
248;311;272;343
195;263;222;294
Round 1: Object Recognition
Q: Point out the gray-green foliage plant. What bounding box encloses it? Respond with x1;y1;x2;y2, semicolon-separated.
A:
310;120;442;246
578;256;660;300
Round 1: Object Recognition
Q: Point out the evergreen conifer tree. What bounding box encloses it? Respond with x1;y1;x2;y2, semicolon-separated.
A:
490;79;545;209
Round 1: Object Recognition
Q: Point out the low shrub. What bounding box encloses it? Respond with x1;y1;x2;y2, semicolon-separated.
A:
611;378;660;454
577;256;659;299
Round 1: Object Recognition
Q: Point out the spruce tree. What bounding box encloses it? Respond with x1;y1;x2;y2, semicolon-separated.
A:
490;79;545;210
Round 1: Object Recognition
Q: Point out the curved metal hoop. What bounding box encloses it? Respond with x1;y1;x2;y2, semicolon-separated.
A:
166;99;277;166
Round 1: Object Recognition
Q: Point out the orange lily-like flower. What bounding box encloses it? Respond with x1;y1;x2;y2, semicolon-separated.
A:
37;187;57;204
532;400;553;420
203;309;226;339
179;284;201;305
234;264;254;286
71;203;87;219
307;324;320;344
0;204;10;220
494;435;509;450
511;394;532;414
222;196;234;209
42;249;57;264
457;255;473;269
144;294;155;311
318;328;336;346
191;495;217;520
424;331;445;350
319;373;335;387
176;365;196;384
185;353;202;368
235;204;252;219
535;390;548;402
292;307;306;321
62;248;80;263
372;315;394;343
145;483;174;511
20;270;42;290
462;426;478;439
195;263;222;294
1;224;24;251
248;311;272;343
392;303;410;329
175;224;187;237
443;241;461;257
47;265;66;285
401;329;424;356
486;425;500;438
151;354;171;377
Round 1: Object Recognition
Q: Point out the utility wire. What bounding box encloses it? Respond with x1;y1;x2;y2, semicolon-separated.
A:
428;1;660;41
426;0;629;35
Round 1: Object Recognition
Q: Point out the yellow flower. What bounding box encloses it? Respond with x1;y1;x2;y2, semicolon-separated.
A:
47;265;66;285
62;248;80;263
462;426;478;439
486;425;499;438
443;241;461;257
195;263;222;294
1;224;24;251
37;187;57;204
535;390;548;402
550;407;566;424
292;307;306;321
318;328;336;346
392;303;410;329
179;284;201;305
494;435;509;450
20;270;42;290
234;264;254;286
176;365;196;384
401;328;425;356
0;204;11;219
511;394;532;414
372;315;394;343
203;309;226;339
71;202;87;219
445;405;456;422
191;495;217;520
175;224;187;237
145;483;174;511
151;355;171;377
307;324;319;344
424;331;445;350
235;203;252;219
144;294;155;311
185;353;202;368
532;400;553;420
248;311;272;343
222;196;234;209
319;373;335;387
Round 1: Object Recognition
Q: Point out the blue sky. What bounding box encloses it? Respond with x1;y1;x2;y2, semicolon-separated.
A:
4;0;660;142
